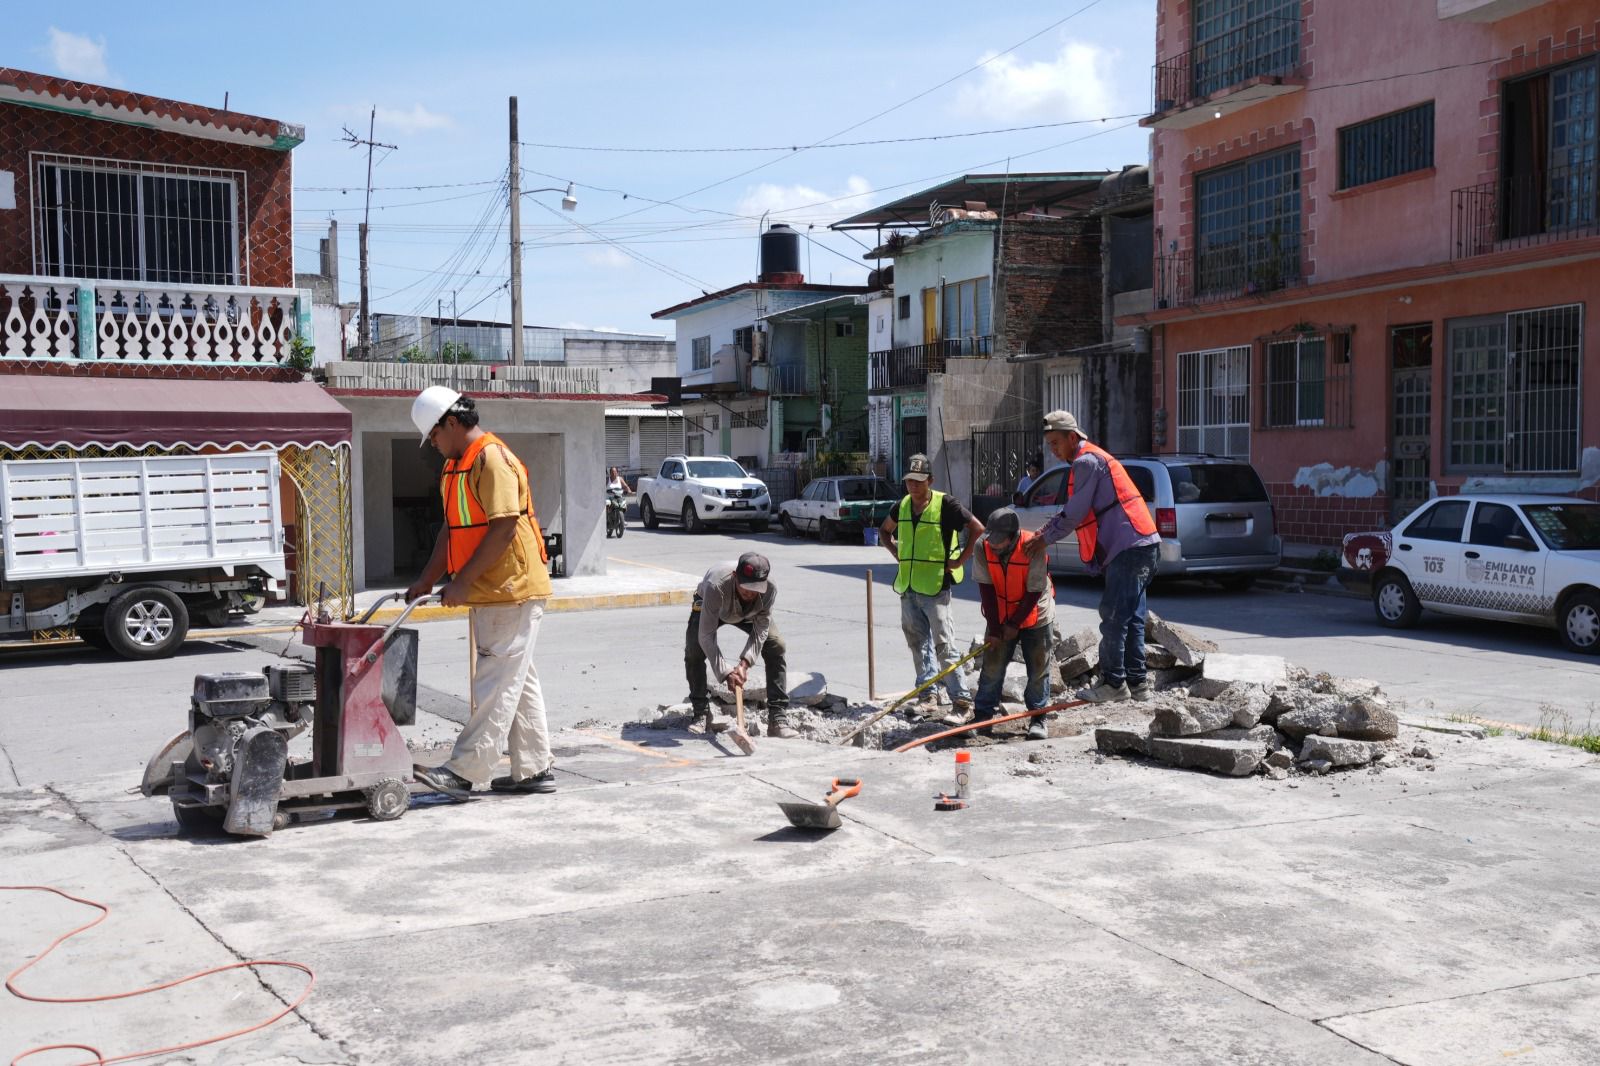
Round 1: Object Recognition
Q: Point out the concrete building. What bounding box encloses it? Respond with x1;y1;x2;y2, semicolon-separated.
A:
1128;0;1600;543
650;224;867;472
0;68;355;611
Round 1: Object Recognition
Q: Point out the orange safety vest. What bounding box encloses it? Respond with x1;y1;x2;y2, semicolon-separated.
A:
441;431;549;574
1068;442;1158;564
983;529;1052;629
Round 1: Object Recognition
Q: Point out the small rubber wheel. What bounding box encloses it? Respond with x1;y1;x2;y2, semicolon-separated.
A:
640;496;659;529
272;809;293;832
1559;590;1600;654
364;779;410;821
105;586;189;660
682;501;704;533
1373;572;1421;629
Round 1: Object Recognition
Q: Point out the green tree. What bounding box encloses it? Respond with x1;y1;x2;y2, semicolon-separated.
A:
399;341;474;364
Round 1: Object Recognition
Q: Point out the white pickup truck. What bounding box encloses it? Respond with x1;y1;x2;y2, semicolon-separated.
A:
636;455;773;533
0;452;286;658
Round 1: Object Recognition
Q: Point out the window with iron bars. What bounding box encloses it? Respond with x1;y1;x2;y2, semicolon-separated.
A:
691;335;711;371
33;154;245;285
1195;147;1301;298
1260;330;1353;429
1176;345;1251;458
1446;303;1583;474
1338;102;1434;190
731;407;768;429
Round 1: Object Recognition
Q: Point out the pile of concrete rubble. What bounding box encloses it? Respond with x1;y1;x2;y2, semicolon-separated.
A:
631;613;1443;775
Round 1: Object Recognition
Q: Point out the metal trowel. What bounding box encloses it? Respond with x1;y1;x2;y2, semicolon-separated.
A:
778;778;862;830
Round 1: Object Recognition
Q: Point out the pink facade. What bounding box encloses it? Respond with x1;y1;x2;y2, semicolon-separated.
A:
1128;0;1600;543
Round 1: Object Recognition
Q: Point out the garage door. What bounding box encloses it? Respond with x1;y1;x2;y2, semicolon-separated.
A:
640;417;682;470
604;416;630;470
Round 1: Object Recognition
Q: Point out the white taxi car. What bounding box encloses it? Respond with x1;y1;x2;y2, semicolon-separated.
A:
1337;494;1600;654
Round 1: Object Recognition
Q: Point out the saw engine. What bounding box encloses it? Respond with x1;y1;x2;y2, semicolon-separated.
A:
177;666;316;834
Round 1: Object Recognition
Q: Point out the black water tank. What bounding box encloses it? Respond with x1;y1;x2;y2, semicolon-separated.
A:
760;223;802;279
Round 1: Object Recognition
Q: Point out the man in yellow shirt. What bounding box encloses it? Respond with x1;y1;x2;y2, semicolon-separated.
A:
405;386;555;799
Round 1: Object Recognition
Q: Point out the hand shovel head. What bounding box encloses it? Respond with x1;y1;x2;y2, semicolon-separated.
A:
778;799;842;830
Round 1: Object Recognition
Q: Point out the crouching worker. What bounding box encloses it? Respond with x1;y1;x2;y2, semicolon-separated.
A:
686;553;797;738
972;507;1057;740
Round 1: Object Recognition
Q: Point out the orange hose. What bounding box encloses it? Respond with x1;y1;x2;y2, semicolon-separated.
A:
2;885;314;1066
891;699;1089;752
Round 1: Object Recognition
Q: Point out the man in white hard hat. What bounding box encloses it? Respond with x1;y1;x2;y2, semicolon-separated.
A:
405;386;558;799
1025;411;1161;703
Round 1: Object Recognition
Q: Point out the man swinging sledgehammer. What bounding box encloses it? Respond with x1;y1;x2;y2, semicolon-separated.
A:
685;553;797;738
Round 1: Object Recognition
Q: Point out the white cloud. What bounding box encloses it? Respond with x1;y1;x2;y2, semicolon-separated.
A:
582;247;634;270
735;175;874;224
45;27;112;83
336;103;455;134
955;40;1117;122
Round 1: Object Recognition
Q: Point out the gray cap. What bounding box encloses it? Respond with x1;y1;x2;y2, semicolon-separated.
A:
986;506;1020;539
902;453;933;482
1043;410;1086;437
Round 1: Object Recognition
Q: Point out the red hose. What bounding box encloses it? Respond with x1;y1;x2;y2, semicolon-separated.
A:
891;699;1089;752
2;885;314;1066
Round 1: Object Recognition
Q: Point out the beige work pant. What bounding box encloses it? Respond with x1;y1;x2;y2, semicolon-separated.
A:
444;598;553;785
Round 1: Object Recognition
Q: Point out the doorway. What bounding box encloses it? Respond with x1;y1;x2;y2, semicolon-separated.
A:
1389;323;1433;522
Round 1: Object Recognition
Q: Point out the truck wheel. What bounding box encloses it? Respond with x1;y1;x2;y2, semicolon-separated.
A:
105;586;189;660
820;518;838;544
1559;590;1600;654
641;496;659;529
1372;572;1421;629
682;501;705;533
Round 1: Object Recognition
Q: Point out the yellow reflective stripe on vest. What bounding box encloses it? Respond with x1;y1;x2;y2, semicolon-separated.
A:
894;491;963;596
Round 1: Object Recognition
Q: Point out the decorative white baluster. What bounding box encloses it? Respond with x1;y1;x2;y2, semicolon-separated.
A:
236;295;259;363
191;296;214;362
98;291;122;359
26;287;52;359
121;293;144;361
167;293;191;361
50;287;75;359
144;292;170;361
214;295;238;362
2;283;28;358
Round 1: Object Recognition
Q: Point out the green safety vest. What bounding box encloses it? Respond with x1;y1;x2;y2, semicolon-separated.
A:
894;491;964;596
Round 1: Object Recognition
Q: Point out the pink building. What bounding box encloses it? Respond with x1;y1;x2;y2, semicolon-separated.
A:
1126;0;1600;543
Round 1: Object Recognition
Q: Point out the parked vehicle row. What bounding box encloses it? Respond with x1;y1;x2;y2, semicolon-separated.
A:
635;455;773;533
778;475;898;542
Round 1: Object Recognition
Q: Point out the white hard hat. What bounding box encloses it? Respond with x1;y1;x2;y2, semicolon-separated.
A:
411;385;462;441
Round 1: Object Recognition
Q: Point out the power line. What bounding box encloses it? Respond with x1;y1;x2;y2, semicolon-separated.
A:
520;112;1145;154
294;179;501;192
529;198;712;290
293;187;500;213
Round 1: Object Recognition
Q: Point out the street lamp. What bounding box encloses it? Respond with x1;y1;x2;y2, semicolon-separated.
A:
526;182;577;211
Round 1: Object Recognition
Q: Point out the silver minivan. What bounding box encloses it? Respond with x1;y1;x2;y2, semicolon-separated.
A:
1015;454;1281;589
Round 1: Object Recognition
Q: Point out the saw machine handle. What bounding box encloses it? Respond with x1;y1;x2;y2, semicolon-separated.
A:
355;591;407;624
825;778;863;807
353;594;440;672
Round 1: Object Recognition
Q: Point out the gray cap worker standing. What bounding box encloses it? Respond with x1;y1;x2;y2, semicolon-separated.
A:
1025;411;1162;703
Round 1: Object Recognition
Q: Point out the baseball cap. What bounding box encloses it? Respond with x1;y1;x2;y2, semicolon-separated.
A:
735;552;770;593
986;507;1020;540
902;453;933;482
1042;410;1086;437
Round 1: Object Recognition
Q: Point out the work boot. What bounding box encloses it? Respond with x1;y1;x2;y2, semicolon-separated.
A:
766;709;799;739
691;704;714;733
1026;714;1049;741
1127;679;1153;702
940;700;974;727
490;770;558;794
1078;680;1132;704
971;709;1001;739
413;764;472;800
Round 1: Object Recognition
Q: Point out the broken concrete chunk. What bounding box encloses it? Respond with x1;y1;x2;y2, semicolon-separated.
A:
1056;626;1100;661
1195;724;1281;747
1144;645;1178;670
1218;684;1272;728
1095;727;1150;757
1302;758;1333;775
1148;665;1202;689
1095;727;1266;777
1298;735;1383;767
1151;701;1235;737
1264;749;1295;769
1399;716;1486;739
1186;677;1232;701
788;673;830;705
1264;764;1289;781
1202;652;1289;686
1411;744;1436;760
1276;692;1399;741
1145;613;1217;667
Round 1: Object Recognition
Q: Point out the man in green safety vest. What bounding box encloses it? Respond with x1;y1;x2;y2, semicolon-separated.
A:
879;453;985;723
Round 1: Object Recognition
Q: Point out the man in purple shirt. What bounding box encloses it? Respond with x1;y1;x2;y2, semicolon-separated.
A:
1025;411;1162;703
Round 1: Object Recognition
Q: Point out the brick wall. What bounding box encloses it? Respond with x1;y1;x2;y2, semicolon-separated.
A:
0;104;294;287
995;217;1102;356
1266;483;1389;546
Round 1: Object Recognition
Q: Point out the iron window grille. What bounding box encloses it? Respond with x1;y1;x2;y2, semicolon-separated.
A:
1260;329;1353;429
1338;103;1435;190
1446;303;1583;474
691;335;711;371
1195;147;1301;299
834;320;855;338
31;153;247;286
1176;345;1252;458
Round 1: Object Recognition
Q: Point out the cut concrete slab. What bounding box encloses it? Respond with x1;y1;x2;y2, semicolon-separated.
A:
1276;693;1400;741
1298;735;1383;767
1097;727;1267;776
1400;715;1489;739
1145;613;1216;667
1150;702;1235;737
1201;652;1288;686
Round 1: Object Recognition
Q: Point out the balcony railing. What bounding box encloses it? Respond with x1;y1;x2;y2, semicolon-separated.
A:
868;335;992;391
1155;232;1305;309
323;361;602;393
0;276;303;366
767;362;817;397
1151;15;1302;117
1451;161;1600;259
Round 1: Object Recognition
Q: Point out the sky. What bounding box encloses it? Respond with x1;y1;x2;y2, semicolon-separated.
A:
10;0;1157;338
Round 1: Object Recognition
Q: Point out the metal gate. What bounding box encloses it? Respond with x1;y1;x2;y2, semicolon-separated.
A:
1505;303;1582;474
1389;324;1432;523
971;428;1042;521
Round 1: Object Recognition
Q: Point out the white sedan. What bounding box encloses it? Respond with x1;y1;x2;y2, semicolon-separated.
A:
1338;494;1600;654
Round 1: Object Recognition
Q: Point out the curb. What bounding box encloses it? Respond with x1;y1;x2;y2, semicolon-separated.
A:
360;588;694;624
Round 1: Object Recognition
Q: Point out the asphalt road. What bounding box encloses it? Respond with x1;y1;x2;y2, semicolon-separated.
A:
3;521;1597;789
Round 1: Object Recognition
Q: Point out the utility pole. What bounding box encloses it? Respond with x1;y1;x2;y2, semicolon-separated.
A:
343;110;397;360
508;96;524;366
